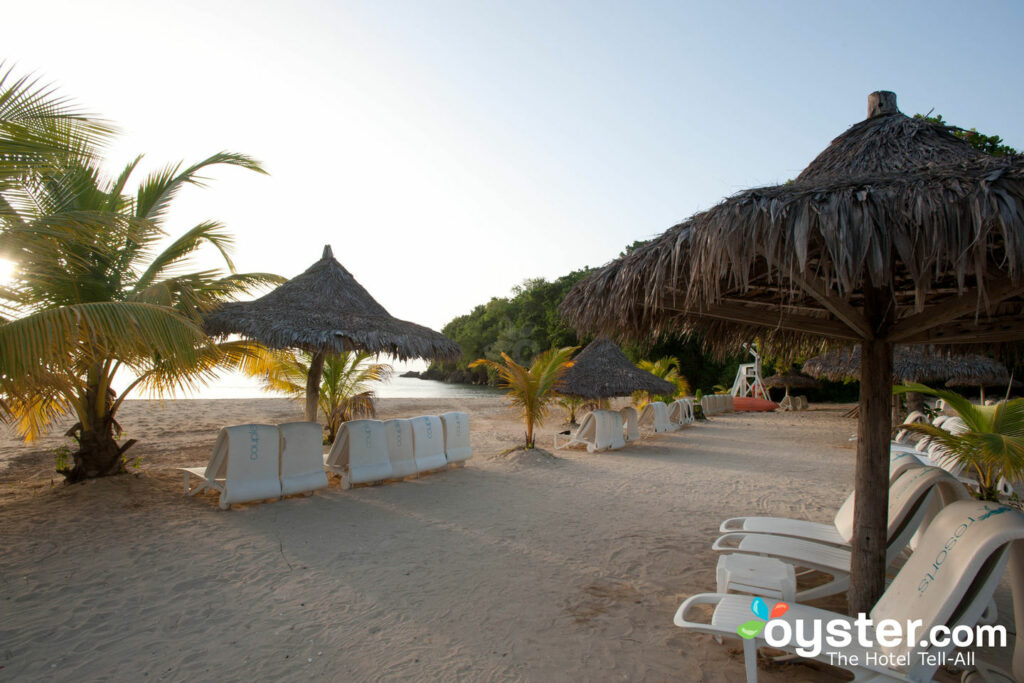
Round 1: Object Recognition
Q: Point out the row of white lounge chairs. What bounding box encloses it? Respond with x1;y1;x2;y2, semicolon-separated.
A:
553;399;698;452
676;454;1024;682
182;412;472;509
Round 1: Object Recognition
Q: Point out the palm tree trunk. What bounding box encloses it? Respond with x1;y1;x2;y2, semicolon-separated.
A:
66;375;134;481
305;350;326;423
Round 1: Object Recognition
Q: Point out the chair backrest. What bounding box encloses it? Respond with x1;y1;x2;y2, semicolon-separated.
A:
383;418;416;478
440;412;472;463
889;451;923;483
410;415;448;472
575;411;598;445
722;394;734;412
330;419;392;484
832;465;966;547
620;406;640;442
279;422;329;496
220;424;282;505
639;401;672;432
589;410;625;452
871;501;1024;672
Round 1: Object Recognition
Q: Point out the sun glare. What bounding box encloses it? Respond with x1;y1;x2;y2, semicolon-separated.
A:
0;259;14;285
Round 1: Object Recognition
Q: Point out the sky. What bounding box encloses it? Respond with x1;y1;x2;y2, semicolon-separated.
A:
6;1;1024;394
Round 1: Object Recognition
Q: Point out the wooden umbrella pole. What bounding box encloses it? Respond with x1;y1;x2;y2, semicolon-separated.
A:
849;335;893;615
305;350;326;423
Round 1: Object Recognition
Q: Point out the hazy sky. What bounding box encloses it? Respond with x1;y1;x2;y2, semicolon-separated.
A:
6;1;1024;391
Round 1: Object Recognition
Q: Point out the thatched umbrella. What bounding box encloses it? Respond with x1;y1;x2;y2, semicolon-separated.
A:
946;365;1018;402
561;92;1024;613
763;370;817;398
803;346;1006;384
557;337;674;399
804;346;1008;412
205;245;459;421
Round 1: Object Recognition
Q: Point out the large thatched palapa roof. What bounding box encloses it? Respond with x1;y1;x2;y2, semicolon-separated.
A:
205;246;459;361
802;346;1008;384
561;93;1024;354
556;337;674;399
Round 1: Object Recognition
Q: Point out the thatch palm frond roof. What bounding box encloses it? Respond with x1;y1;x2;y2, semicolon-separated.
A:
556;337;674;399
560;93;1024;356
763;370;817;390
205;246;459;361
801;346;1007;384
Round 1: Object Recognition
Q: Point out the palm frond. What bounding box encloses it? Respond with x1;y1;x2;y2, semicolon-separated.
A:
134;152;266;225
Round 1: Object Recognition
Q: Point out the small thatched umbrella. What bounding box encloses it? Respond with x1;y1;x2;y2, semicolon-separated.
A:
946;366;1018;402
557;337;674;399
763;370;817;398
803;346;1009;412
205;245;459;421
562;92;1024;614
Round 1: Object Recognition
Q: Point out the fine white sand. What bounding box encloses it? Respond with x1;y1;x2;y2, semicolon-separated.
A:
0;398;1009;681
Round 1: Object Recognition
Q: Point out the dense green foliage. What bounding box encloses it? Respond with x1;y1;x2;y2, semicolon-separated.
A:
914;113;1019;156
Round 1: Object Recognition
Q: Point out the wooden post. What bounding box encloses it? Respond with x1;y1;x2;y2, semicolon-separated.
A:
849;335;893;614
305;350;326;423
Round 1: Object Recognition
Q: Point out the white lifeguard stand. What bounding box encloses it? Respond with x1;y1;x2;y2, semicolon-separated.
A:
730;345;768;399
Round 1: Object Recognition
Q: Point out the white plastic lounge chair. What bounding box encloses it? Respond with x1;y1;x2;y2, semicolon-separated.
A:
440;411;472;465
181;424;282;510
620;406;640;442
722;394;734;412
554;410;597;450
713;467;970;600
669;398;694;426
701;395;715;415
325;419;392;489
279;421;329;497
677;500;1024;683
638;401;676;433
410;415;448;472
554;410;625;452
383;418;417;478
720;456;929;547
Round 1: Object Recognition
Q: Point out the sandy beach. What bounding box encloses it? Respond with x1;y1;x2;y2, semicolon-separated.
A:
0;398;1012;681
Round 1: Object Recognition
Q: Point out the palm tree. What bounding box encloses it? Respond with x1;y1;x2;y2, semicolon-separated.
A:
470;347;576;449
898;383;1024;501
634;356;690;406
0;71;280;480
251;349;393;443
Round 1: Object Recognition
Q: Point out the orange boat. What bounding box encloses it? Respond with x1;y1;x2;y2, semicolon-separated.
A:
732;396;778;412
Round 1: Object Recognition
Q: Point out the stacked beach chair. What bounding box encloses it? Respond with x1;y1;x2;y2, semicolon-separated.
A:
676;460;1024;682
324;411;472;489
181;422;329;510
555;398;699;452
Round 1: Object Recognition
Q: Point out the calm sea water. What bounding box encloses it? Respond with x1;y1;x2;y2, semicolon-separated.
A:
164;373;503;400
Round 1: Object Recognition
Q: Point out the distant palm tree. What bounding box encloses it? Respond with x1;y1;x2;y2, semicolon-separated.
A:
898;383;1024;501
253;349;393;444
470;347;576;449
634;356;690;406
0;66;280;480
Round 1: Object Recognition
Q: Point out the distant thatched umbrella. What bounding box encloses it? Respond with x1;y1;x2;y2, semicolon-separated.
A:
205;245;459;421
763;370;817;398
556;337;674;399
562;92;1024;613
804;346;1007;412
946;365;1018;402
803;346;1006;382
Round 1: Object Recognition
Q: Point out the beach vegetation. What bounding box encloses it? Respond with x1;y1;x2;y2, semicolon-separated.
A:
0;66;280;480
250;348;393;444
469;347;576;449
896;384;1024;501
633;357;690;406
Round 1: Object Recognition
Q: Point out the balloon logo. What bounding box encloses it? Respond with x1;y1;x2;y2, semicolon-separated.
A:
736;597;789;640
